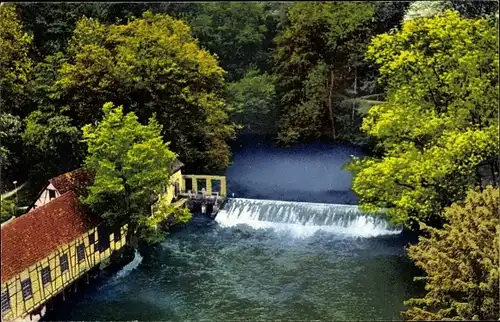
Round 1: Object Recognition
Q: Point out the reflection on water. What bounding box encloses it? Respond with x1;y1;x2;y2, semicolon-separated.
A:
226;140;364;204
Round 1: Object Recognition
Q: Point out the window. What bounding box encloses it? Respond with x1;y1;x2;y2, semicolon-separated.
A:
97;225;110;252
89;232;96;253
174;181;180;196
21;279;32;301
184;178;193;192
48;189;56;199
60;254;69;273
76;244;85;263
114;227;121;242
1;290;10;313
41;266;51;285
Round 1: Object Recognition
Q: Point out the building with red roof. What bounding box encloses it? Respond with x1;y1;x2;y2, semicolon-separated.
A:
0;159;221;322
28;168;93;212
1;185;128;321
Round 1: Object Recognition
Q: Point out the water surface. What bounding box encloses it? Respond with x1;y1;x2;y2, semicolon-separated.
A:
227;139;363;204
43;141;422;321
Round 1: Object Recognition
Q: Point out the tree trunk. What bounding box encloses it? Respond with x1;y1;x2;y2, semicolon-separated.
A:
328;69;336;140
352;66;357;124
126;222;138;248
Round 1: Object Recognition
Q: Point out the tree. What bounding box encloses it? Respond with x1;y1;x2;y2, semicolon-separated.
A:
16;3;108;59
81;102;178;241
403;186;499;320
139;201;193;244
53;12;235;173
345;11;499;227
0;4;34;190
189;2;271;81
404;1;499;22
403;1;450;21
227;69;277;135
21;109;82;189
0;3;33;117
0;113;22;183
273;2;376;145
0;198;16;223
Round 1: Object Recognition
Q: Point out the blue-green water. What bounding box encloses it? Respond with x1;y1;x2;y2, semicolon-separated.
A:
44;142;422;321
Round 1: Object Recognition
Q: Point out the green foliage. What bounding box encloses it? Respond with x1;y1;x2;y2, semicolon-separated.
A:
0;3;33;117
54;12;234;172
172;206;193;225
21;109;82;188
81;102;177;238
227;69;277;135
16;3;203;59
0;113;23;178
346;11;499;226
30;52;68;109
140;199;193;244
404;1;499;22
16;3;105;59
0;198;16;223
273;2;376;145
403;186;499;320
189;2;271;81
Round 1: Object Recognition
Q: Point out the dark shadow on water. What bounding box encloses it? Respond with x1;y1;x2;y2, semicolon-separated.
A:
226;135;365;204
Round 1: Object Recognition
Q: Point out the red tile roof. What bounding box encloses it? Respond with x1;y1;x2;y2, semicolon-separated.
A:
49;168;94;196
1;191;101;284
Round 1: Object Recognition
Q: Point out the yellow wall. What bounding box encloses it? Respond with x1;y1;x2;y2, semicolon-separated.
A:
180;174;227;196
1;223;128;320
1;169;183;319
156;169;182;207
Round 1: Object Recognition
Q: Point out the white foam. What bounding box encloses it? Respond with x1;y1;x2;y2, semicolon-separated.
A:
116;249;143;279
215;198;402;238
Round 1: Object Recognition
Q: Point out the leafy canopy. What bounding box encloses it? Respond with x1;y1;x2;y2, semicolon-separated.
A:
273;2;376;145
403;186;499;320
21;109;82;188
140;199;193;244
404;0;499;22
81;102;177;233
227;69;277;135
0;198;16;224
0;4;33;117
55;11;235;172
189;2;271;82
346;11;499;226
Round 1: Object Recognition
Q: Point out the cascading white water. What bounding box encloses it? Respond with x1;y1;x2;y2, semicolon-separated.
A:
215;198;402;238
115;249;143;279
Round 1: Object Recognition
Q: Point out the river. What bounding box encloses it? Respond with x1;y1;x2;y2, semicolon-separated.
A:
43;139;423;321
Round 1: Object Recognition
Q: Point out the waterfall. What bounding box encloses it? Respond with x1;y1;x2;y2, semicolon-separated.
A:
116;249;143;279
215;198;402;238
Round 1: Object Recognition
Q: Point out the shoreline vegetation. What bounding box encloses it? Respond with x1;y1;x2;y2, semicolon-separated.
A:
1;2;498;320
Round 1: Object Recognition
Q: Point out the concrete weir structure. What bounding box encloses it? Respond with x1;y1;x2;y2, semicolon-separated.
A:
178;175;227;217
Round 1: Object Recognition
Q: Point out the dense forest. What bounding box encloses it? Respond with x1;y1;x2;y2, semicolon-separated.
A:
1;2;499;320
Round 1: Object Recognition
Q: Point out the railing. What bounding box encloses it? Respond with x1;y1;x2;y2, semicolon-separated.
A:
181;175;227;197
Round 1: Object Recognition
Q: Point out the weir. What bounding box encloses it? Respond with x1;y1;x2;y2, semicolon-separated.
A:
215;198;402;238
178;175;227;217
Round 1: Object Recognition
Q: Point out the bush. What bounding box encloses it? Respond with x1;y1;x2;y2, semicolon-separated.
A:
403;186;499;320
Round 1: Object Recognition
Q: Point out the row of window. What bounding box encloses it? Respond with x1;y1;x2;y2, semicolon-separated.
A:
1;243;87;314
1;228;123;314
